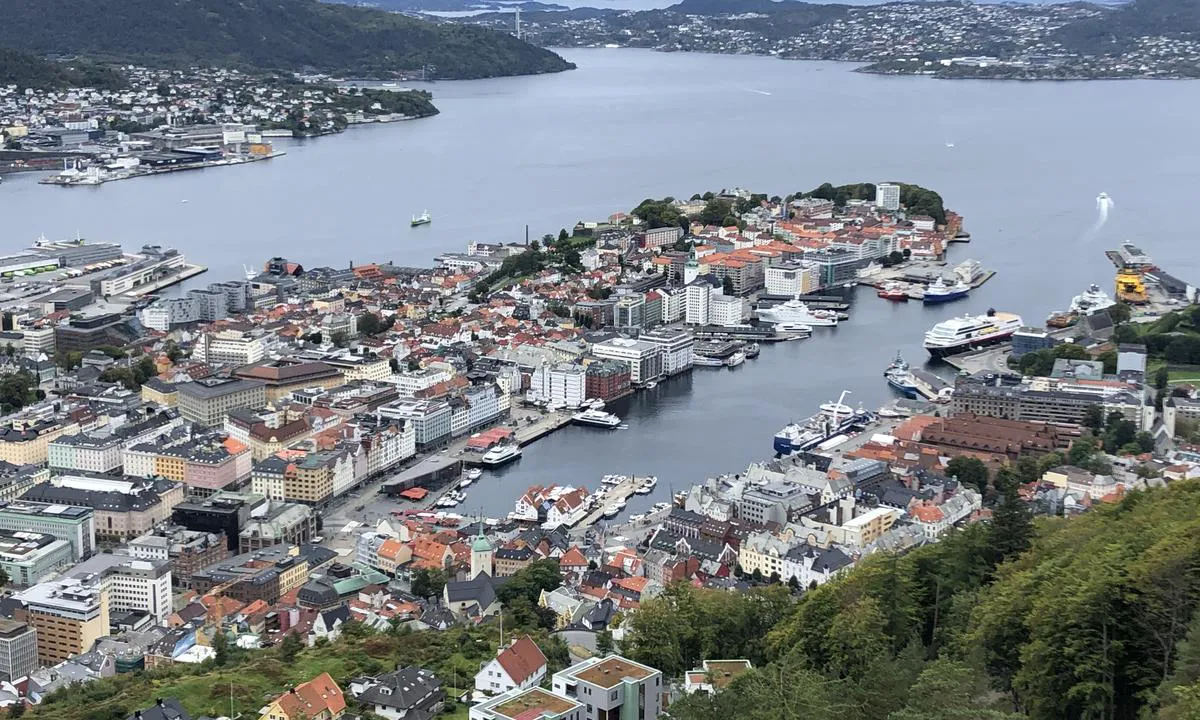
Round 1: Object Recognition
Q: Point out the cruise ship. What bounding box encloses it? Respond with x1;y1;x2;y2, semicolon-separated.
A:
756;298;839;326
572;409;622;428
884;352;920;398
923;309;1023;358
772;391;877;455
481;443;522;466
922;277;971;304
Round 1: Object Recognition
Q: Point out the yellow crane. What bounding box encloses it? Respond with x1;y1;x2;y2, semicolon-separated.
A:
1116;271;1147;304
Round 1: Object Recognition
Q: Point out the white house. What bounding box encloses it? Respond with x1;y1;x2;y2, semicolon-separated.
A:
474;635;548;695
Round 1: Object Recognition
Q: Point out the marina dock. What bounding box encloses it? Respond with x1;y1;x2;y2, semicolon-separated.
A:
575;475;657;529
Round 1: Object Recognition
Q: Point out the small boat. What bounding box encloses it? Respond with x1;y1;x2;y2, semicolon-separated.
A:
588;398;606;410
726;351;746;367
744;343;760;359
629;513;646;523
411;210;432;227
651;502;671;513
467;468;483;481
635;476;657;495
645;381;658;389
877;405;910;419
459;476;473;488
602;505;621;519
877;282;908;301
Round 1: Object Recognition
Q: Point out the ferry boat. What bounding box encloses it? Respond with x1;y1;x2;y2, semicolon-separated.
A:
922;277;971;304
923;309;1023;358
772;391;877;455
878;282;909;301
481;443;522;466
883;351;921;398
756;297;839;326
725;351;746;367
411;210;432;227
635;476;658;494
572;409;622;428
693;355;726;367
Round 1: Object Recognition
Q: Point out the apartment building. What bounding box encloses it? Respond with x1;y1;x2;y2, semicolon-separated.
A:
0;463;49;503
0;417;81;466
591;339;663;385
16;577;109;665
47;433;123;474
530;363;586;408
193;329;268;365
551;655;663;720
638;328;695;377
190;544;310;604
177;377;267;428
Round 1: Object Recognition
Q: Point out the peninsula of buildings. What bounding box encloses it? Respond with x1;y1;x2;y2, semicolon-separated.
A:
0;182;1197;719
468;0;1200;80
0;64;438;183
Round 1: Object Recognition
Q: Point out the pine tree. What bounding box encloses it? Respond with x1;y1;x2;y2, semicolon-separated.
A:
989;469;1033;566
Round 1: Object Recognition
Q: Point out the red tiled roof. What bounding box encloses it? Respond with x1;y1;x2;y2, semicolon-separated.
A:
495;635;547;685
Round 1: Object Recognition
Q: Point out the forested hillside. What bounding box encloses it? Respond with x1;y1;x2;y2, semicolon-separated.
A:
623;480;1200;720
0;49;125;90
0;0;574;79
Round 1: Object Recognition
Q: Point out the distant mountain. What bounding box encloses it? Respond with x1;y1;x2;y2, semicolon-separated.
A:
0;49;126;91
0;0;574;79
332;0;569;12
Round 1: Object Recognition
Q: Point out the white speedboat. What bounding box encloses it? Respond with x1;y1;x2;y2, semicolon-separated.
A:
459;476;474;488
635;476;657;495
481;443;522;466
725;351;746;367
588;398;606;410
645;381;658;389
573;408;622;428
467;468;483;481
602;505;621;519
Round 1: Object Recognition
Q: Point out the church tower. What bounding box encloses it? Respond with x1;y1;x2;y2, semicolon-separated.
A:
470;521;494;579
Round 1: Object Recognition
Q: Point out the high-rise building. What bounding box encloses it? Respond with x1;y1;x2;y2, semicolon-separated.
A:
0;619;37;681
875;182;901;211
16;577;109;665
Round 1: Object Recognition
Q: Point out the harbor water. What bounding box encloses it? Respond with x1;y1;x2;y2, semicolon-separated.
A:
2;48;1198;517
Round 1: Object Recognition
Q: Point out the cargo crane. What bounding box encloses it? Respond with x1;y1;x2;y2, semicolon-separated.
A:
1116;270;1148;305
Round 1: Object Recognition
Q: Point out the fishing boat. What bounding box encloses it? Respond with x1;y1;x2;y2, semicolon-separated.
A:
878;282;908;301
772;390;877;455
884;351;921;398
411;210;432;227
922;277;971;304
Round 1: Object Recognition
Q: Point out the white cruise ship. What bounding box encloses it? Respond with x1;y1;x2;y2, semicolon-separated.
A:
756;298;838;326
923;309;1023;358
572;409;622;428
481;443;522;466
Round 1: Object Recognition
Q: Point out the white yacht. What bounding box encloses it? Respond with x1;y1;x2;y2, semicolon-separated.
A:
725;351;746;367
573;408;622;428
756;297;838;326
1069;284;1117;315
466;468;483;481
774;322;813;336
588;398;606;410
481;443;522;466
